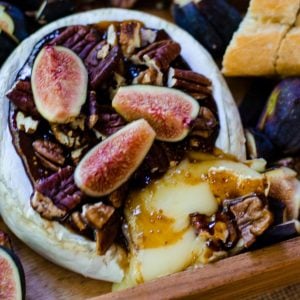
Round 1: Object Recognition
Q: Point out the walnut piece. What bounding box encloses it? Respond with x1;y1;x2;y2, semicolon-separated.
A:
168;68;212;100
31;166;84;220
119;21;142;57
0;231;12;249
108;184;129;208
132;40;181;71
87;91;99;129
224;194;273;248
32;139;65;171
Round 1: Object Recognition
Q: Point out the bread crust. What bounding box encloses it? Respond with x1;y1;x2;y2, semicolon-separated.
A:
0;8;246;281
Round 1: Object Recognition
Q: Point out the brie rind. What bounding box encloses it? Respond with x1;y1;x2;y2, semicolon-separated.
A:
0;9;245;281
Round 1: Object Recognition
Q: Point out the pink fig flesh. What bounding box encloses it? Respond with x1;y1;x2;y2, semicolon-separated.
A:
112;85;200;142
31;46;88;123
74;119;156;197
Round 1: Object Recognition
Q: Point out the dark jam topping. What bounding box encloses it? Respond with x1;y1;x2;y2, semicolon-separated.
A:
7;21;220;253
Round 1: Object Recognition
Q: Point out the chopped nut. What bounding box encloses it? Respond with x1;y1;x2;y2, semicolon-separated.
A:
110;72;127;99
32;166;84;220
16;111;39;134
132;40;181;71
141;28;157;47
167;68;212;100
82;202;115;230
133;68;163;86
266;167;300;221
108;184;129;208
119;21;142;57
32;139;65;171
224;194;273;248
69;211;88;232
87;91;99;129
97;44;110;60
0;231;12;249
71;145;88;165
6;80;39;117
107;24;118;47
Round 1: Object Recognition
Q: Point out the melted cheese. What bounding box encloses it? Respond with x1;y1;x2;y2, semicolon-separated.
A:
114;158;265;290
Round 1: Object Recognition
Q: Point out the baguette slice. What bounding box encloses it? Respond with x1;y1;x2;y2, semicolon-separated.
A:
249;0;300;25
222;16;288;76
276;15;300;75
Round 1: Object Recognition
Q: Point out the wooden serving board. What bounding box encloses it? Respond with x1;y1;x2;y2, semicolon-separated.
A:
1;3;300;300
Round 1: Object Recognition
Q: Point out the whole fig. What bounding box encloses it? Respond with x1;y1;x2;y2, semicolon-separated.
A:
258;78;300;155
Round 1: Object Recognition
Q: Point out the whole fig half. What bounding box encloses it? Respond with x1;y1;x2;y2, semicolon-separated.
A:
258;78;300;155
31;46;88;123
112;85;200;142
0;246;25;300
75;119;156;197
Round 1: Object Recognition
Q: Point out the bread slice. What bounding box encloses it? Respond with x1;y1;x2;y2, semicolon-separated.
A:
222;16;288;76
249;0;300;25
276;15;300;75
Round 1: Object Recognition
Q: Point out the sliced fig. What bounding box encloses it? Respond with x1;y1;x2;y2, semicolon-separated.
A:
112;85;200;142
0;246;25;300
31;45;88;123
75;119;156;197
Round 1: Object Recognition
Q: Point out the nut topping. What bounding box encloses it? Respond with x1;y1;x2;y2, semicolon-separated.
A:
82;202;116;230
0;231;12;249
16;111;39;134
107;24;118;47
6;80;39;117
31;166;84;220
32;139;65;171
110;0;138;8
132;40;181;71
119;21;142;57
133;68;163;86
224;194;273;248
87;91;99;129
168;68;212;100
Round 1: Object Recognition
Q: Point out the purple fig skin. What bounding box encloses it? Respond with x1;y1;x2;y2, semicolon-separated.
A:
258;78;300;155
74;119;156;197
0;246;26;300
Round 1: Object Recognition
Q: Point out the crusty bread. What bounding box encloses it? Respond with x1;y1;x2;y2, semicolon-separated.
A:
277;15;300;75
222;0;300;76
222;16;288;76
249;0;300;25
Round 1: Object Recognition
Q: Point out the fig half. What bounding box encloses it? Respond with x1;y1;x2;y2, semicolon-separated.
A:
75;119;156;197
112;85;200;142
0;246;25;300
31;45;88;123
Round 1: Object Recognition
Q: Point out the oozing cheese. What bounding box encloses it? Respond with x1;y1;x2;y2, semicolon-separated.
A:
114;158;266;290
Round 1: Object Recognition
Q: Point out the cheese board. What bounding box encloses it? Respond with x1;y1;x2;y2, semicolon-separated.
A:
0;2;300;300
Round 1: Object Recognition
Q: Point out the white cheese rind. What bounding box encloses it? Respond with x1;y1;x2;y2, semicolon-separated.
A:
0;9;245;281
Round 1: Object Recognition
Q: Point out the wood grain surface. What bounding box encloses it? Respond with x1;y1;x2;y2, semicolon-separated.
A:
89;237;300;300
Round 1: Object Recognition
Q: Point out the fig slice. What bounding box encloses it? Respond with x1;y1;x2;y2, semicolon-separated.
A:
112;85;200;142
31;45;88;123
74;119;156;197
0;246;26;300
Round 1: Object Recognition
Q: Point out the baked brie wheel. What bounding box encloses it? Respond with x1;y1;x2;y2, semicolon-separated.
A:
0;9;249;284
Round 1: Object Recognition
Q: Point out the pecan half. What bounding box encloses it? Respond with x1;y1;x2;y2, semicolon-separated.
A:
119;21;142;57
31;166;84;220
6;80;39;117
224;194;273;248
168;68;212;100
133;68;163;86
132;40;181;71
85;44;122;89
32;139;65;171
